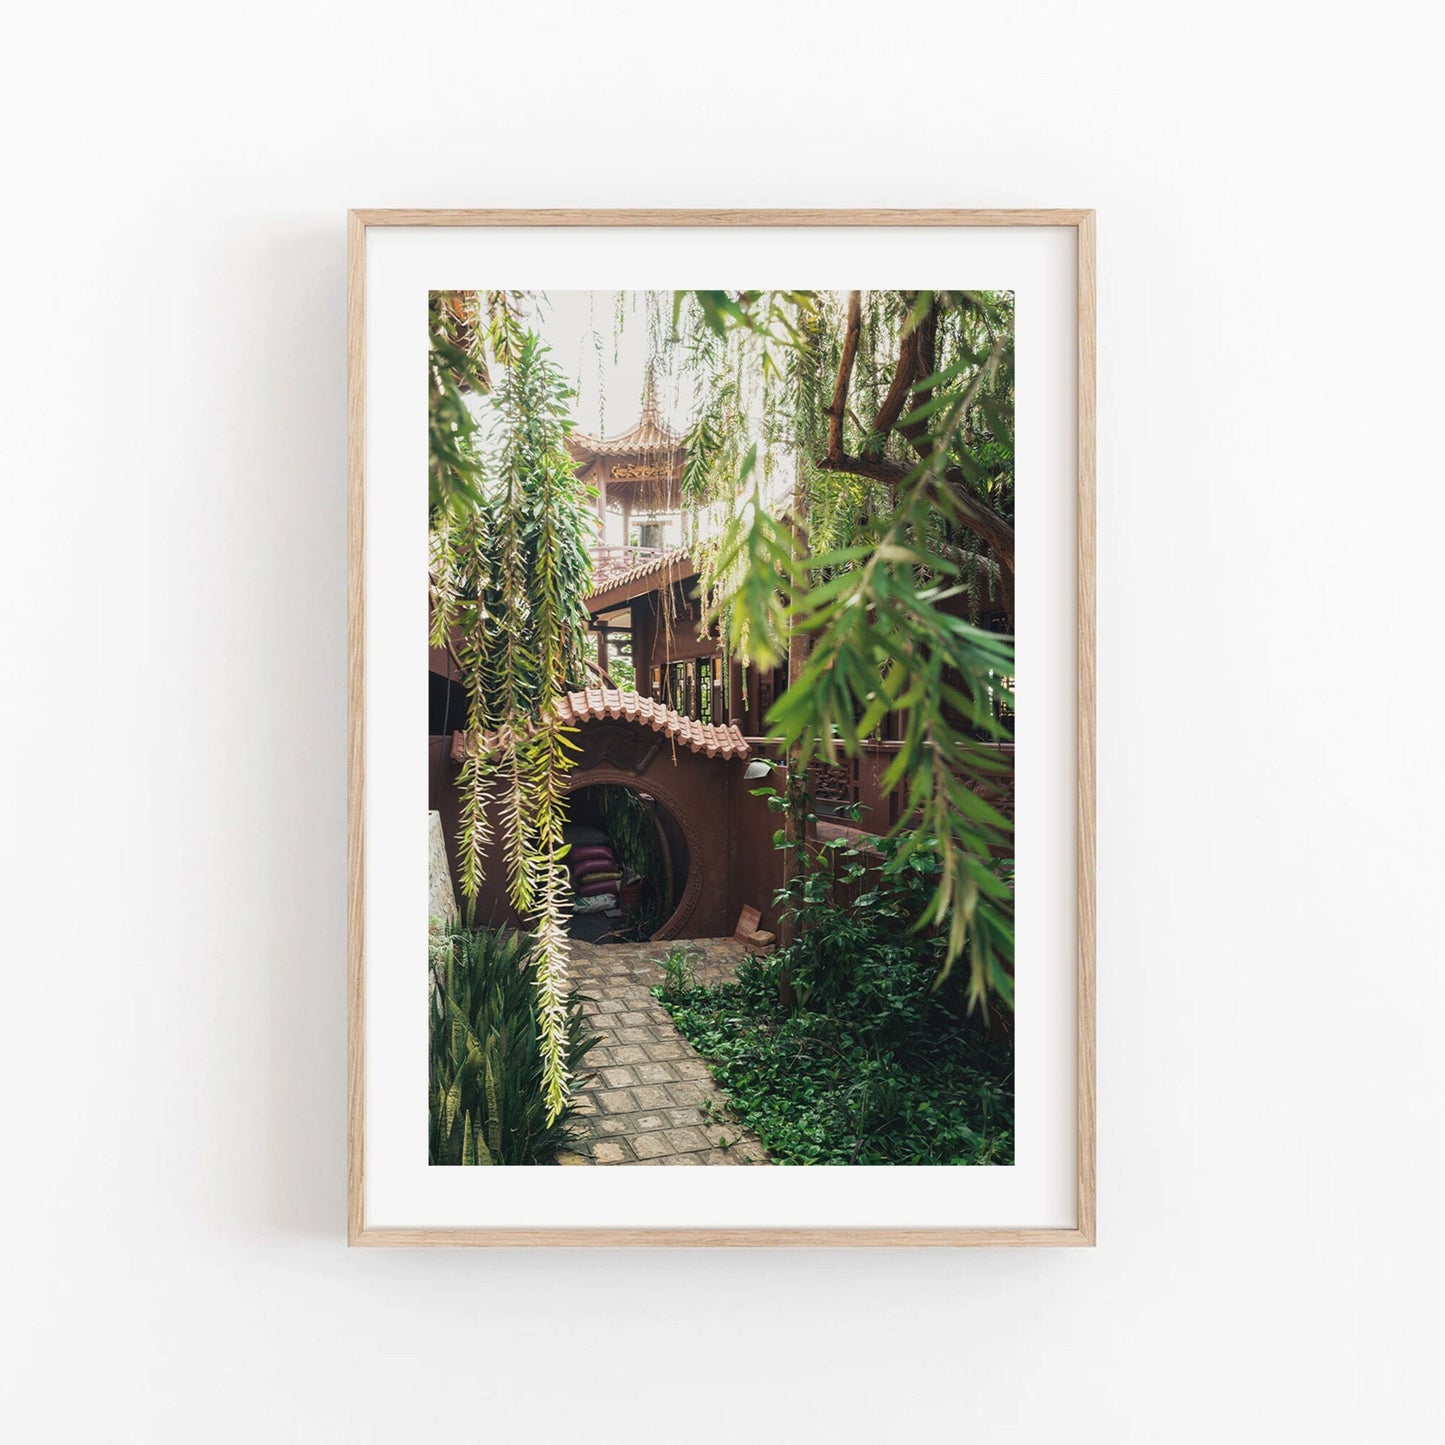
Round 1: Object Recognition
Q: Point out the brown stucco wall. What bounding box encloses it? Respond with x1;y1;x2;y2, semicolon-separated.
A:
727;738;790;937
429;720;778;941
432;729;1012;947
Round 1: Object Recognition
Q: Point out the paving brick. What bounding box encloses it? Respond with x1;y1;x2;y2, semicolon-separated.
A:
594;1088;637;1114
664;1127;710;1154
589;1139;633;1165
562;940;774;1169
670;1060;712;1081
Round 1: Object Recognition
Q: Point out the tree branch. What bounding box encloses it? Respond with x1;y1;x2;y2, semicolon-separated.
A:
825;296;1015;625
825;290;862;465
902;305;937;445
871;295;937;447
816;451;1016;576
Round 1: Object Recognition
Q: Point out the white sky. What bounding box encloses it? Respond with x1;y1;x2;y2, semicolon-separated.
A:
518;290;702;440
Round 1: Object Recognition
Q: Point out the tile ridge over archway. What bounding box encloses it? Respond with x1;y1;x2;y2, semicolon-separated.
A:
555;687;750;760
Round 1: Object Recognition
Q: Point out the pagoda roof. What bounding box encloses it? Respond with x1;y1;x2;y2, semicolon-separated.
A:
568;369;683;463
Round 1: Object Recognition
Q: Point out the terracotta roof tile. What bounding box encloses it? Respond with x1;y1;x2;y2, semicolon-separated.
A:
453;688;750;763
567;421;681;460
586;547;694;602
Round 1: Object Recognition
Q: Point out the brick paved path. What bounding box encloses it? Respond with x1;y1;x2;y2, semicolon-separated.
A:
557;940;770;1166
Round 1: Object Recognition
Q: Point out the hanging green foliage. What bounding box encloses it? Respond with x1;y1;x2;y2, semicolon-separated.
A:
429;297;596;1119
642;288;1017;1011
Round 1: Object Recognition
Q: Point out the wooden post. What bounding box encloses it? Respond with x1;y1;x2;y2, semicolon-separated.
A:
635;598;655;698
597;625;609;681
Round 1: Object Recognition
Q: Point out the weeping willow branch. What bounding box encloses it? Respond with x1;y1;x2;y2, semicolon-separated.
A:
428;305;594;1120
670;287;1017;1010
870;292;936;446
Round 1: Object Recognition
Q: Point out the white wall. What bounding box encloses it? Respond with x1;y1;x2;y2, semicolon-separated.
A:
3;3;1441;1440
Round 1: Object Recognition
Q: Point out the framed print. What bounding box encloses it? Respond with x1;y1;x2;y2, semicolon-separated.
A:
348;209;1095;1245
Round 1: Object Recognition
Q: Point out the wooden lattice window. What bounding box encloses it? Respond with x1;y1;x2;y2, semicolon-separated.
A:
810;758;859;819
697;659;713;722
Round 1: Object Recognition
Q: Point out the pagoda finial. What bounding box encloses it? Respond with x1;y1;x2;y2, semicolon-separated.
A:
640;361;661;428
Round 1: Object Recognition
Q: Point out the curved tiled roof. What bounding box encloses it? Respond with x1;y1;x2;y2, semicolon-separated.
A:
568;370;683;460
556;688;749;758
589;547;692;597
452;688;750;762
568;419;681;460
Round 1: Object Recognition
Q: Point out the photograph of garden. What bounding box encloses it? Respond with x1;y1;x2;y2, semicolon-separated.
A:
427;288;1016;1167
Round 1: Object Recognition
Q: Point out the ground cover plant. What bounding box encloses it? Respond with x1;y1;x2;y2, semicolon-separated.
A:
656;831;1014;1165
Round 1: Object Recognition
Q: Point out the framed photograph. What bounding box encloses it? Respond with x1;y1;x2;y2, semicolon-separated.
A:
348;209;1095;1245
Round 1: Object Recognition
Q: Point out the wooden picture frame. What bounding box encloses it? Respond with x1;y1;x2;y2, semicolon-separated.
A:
348;209;1095;1246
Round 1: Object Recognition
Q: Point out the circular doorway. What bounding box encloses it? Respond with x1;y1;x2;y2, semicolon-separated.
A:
564;777;695;943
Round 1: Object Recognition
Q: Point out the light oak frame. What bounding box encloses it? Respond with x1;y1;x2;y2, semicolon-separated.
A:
348;209;1096;1246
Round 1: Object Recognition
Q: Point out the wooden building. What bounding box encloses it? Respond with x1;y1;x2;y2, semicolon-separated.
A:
427;381;1012;944
567;369;685;591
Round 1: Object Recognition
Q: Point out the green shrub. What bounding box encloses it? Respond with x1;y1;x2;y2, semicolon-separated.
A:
660;943;702;999
429;927;599;1165
655;836;1014;1166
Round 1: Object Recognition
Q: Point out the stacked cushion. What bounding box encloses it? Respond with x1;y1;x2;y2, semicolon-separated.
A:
569;845;616;869
569;840;621;907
